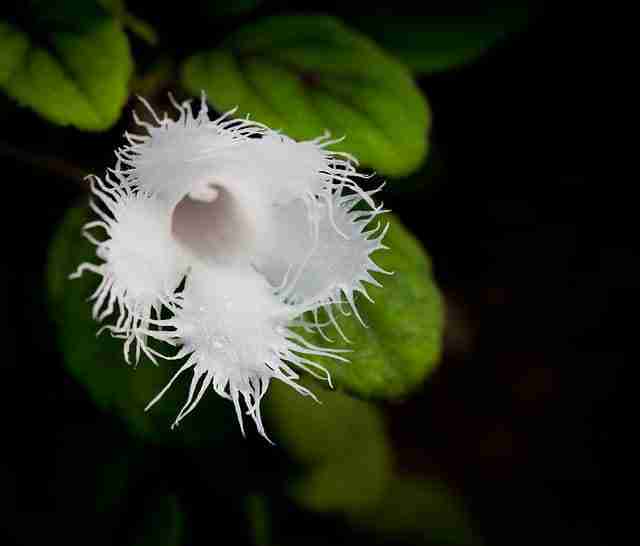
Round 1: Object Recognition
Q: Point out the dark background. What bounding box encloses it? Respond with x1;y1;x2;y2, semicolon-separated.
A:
3;2;623;545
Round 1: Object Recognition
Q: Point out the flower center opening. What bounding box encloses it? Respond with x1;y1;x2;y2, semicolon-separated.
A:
172;182;254;264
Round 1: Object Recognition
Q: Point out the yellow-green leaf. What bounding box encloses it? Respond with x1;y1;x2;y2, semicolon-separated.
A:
181;15;430;177
265;379;392;516
0;16;132;130
302;213;444;399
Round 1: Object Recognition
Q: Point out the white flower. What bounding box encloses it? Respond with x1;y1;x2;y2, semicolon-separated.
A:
71;93;390;440
70;175;187;365
140;264;347;441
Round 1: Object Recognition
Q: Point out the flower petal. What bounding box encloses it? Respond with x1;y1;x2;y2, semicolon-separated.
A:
70;174;187;364
241;131;366;206
253;184;391;337
114;94;268;208
142;263;346;439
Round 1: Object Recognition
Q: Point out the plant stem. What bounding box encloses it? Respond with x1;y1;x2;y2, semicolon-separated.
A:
0;140;88;188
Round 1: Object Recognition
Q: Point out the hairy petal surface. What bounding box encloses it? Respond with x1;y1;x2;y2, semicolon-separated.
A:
242;131;368;205
254;184;391;338
142;264;347;440
113;95;267;207
70;174;187;364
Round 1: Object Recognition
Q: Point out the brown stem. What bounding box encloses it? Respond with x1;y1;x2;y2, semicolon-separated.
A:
0;140;88;188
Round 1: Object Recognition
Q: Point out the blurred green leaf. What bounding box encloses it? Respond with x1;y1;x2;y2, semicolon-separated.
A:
246;494;271;546
355;8;531;74
353;476;480;545
181;15;430;177
265;380;392;516
128;494;184;546
0;14;132;130
302;213;444;400
99;0;158;45
47;205;238;448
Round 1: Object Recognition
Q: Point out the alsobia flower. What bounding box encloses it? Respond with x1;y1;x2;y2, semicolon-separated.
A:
71;93;390;441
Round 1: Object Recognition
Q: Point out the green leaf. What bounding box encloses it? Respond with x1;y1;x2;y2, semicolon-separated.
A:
47;204;237;447
302;213;444;400
181;15;430;177
0;15;132;130
128;494;184;546
352;476;480;545
355;8;531;74
265;379;392;516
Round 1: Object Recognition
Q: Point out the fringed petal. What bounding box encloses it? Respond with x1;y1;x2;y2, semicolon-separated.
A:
113;93;268;208
70;174;187;364
241;131;367;204
254;183;391;338
141;263;346;440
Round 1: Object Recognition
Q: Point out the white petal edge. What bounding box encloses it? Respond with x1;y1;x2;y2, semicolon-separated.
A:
253;183;392;341
138;263;349;441
70;174;187;365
